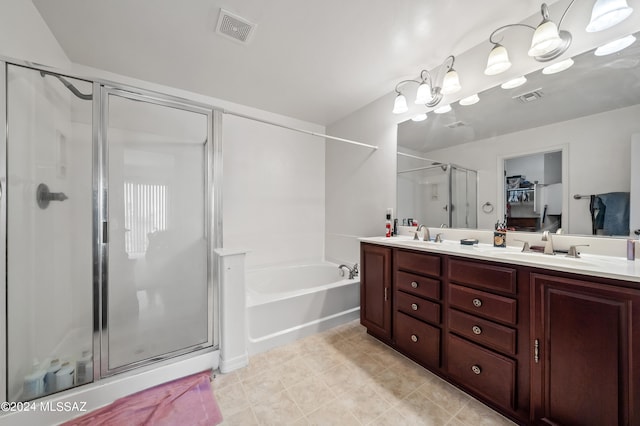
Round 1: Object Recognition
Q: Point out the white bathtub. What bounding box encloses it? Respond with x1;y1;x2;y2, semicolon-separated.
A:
246;262;360;355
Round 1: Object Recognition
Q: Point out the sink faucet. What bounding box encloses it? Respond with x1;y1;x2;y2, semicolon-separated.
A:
417;225;430;241
338;263;359;279
542;231;554;255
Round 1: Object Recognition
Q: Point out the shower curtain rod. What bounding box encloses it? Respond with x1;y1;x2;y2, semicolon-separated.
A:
221;109;378;150
397;152;441;163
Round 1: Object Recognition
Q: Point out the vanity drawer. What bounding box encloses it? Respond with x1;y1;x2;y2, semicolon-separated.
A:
395;311;440;368
449;284;517;325
447;334;516;410
396;291;441;325
395;270;441;300
448;309;516;355
395;250;441;277
448;258;516;294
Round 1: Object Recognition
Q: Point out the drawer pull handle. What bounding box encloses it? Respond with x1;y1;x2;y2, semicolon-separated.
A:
411;281;418;289
472;325;482;335
472;298;483;308
411;303;418;311
411;334;418;343
471;365;482;375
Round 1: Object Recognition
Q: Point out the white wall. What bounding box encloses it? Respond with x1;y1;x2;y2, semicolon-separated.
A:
326;93;398;265
223;115;325;269
0;0;70;69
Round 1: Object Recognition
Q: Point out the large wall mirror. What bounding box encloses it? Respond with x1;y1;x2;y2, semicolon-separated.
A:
397;32;640;238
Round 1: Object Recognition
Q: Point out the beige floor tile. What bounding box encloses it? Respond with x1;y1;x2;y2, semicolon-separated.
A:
334;384;391;424
395;390;454;425
371;364;428;403
368;407;406;426
211;370;240;391
279;356;318;388
454;398;516;426
288;375;336;415
251;389;305;425
345;351;387;376
306;398;361;426
214;382;250;417
417;377;470;415
220;406;259;426
444;419;466;426
242;370;287;405
303;347;345;372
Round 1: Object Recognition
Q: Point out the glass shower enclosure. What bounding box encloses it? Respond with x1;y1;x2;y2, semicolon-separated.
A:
2;63;217;402
397;162;478;229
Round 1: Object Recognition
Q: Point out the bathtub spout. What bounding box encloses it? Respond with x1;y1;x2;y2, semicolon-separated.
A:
338;263;358;279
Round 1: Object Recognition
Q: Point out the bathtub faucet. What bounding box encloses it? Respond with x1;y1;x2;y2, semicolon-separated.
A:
338;263;359;279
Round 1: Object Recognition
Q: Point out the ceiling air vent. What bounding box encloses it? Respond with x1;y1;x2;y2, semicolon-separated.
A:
513;89;544;103
445;121;467;129
215;9;256;44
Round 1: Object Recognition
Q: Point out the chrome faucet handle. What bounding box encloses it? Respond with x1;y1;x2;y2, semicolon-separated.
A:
352;263;359;276
513;239;531;252
567;244;589;258
413;231;419;240
541;231;555;255
435;233;443;243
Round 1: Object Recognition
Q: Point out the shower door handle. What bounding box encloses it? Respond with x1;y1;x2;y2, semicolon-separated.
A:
102;221;108;244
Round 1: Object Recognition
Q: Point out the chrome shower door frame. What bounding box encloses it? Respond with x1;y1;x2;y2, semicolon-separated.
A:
97;85;216;378
0;62;7;403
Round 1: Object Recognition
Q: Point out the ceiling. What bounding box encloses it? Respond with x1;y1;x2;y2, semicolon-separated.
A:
397;37;640;153
32;0;558;126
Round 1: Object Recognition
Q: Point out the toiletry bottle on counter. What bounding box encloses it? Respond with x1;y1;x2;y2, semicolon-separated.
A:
385;209;392;237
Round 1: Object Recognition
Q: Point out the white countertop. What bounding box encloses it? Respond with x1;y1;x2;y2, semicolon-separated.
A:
361;235;640;284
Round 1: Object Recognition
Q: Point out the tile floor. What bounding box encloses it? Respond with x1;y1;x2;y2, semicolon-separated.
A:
212;320;517;425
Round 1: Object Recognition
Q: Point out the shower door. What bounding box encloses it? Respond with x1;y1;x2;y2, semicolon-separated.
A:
100;87;213;375
5;64;94;401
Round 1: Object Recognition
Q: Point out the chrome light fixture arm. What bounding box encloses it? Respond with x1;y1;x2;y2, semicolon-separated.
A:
393;55;455;111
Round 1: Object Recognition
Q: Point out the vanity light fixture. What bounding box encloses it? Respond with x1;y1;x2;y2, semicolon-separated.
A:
594;34;637;55
392;56;460;113
542;57;574;74
586;0;634;32
459;94;480;106
434;104;452;114
411;113;428;122
501;76;528;89
484;1;575;77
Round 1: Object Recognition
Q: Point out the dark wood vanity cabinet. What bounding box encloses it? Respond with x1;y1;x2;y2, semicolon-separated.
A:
360;242;640;425
446;258;529;421
531;273;640;426
360;243;392;341
393;249;442;369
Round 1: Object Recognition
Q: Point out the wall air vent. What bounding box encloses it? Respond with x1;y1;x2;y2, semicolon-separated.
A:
215;9;256;44
513;89;544;103
445;121;467;129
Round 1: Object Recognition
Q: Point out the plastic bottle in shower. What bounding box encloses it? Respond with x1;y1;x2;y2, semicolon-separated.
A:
23;359;46;400
44;358;61;394
76;350;93;385
55;362;75;391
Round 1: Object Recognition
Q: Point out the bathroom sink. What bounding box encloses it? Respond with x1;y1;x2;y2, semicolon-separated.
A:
491;251;596;268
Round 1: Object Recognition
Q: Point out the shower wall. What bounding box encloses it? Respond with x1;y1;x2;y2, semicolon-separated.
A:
223;114;325;269
7;67;93;400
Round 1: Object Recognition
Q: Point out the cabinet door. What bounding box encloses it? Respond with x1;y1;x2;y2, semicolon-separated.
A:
360;244;392;339
532;273;640;426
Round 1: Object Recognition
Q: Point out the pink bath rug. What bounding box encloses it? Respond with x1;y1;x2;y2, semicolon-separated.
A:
62;371;222;426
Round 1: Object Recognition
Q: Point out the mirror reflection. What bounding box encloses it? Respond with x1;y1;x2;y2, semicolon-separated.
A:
397;33;640;237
